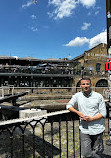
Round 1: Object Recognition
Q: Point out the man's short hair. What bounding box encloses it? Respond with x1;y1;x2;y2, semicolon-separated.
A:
80;78;91;84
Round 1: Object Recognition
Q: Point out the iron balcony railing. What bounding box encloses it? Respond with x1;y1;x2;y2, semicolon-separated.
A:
0;110;109;158
0;65;107;76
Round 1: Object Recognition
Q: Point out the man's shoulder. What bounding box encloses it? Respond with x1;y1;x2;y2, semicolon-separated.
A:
74;91;82;96
92;91;103;98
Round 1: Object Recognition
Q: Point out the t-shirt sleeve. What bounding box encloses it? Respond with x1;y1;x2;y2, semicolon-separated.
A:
99;95;107;118
66;94;77;109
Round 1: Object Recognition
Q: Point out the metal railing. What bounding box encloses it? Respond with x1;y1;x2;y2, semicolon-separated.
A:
0;65;108;76
0;110;81;158
0;110;109;158
0;86;110;99
0;86;110;157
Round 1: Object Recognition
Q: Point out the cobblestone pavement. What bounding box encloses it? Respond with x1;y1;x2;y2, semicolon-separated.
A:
102;138;111;158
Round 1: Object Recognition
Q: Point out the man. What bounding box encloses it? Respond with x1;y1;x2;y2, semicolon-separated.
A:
66;78;106;158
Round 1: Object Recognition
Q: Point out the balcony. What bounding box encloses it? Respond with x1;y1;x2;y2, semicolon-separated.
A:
0;65;108;77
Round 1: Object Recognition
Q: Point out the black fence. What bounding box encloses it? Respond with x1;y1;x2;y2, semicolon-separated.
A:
0;111;81;158
0;110;109;158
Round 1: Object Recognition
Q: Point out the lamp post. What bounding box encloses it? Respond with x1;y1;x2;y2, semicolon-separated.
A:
106;0;111;146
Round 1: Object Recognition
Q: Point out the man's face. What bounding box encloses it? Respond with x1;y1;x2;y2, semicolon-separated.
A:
80;79;91;93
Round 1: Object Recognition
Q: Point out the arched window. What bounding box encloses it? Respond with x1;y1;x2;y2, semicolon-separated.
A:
95;79;108;87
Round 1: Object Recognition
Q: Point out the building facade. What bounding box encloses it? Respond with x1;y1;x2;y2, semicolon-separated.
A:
0;43;108;88
73;43;108;87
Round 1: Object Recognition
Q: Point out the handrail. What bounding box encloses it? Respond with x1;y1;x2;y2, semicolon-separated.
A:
0;110;70;126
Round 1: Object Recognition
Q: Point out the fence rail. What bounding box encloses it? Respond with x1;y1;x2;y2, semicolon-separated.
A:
0;86;110;99
0;109;110;158
0;110;82;158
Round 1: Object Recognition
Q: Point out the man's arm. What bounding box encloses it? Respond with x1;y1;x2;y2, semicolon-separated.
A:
85;95;106;122
84;113;104;122
68;107;104;122
67;94;87;120
68;107;85;119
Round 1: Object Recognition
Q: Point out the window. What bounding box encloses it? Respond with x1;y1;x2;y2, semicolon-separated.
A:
96;63;101;72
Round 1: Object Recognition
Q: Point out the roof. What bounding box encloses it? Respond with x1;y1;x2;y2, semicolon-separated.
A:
43;58;72;62
0;55;16;59
72;43;107;61
44;58;62;61
18;56;41;61
72;54;84;61
85;43;107;52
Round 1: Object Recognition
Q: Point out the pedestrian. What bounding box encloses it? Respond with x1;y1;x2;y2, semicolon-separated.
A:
66;78;106;158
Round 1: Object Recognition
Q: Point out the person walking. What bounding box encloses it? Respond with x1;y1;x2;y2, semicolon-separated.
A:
66;78;106;158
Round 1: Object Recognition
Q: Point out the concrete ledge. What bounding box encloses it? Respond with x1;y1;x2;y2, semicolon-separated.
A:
19;108;47;119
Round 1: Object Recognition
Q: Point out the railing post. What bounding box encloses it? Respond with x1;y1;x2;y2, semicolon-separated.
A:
10;134;13;158
22;132;25;158
42;124;45;158
72;119;75;158
51;120;53;158
59;118;61;158
66;117;69;158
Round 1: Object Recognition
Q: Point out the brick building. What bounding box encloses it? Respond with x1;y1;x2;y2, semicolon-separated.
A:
0;43;108;88
73;43;108;87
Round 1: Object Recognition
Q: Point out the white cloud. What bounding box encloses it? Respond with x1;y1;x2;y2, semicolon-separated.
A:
95;10;99;15
87;6;100;16
47;12;55;18
79;0;96;8
48;0;78;19
48;0;61;6
81;22;91;30
48;0;97;20
30;26;38;32
22;0;33;9
31;14;37;19
65;37;89;46
64;30;107;48
89;30;107;48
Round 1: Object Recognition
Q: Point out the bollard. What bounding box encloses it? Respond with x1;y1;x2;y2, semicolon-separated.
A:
106;95;111;145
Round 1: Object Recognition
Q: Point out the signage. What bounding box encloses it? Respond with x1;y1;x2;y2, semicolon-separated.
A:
106;62;111;70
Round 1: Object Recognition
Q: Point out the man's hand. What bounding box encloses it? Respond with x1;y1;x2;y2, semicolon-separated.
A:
84;113;103;122
77;112;87;121
68;107;103;122
84;116;93;121
68;107;87;120
82;113;103;122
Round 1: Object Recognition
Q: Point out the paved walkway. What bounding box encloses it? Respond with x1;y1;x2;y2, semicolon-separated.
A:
102;139;111;158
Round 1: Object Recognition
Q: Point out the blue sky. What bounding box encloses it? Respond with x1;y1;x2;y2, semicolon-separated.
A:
0;0;107;59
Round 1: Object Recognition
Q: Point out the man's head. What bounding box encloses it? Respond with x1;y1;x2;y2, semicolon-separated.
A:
80;78;91;94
